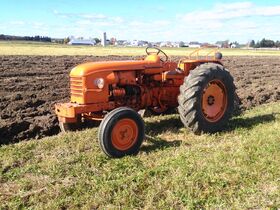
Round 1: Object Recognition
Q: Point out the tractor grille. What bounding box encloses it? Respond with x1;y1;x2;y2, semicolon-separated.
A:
70;77;83;97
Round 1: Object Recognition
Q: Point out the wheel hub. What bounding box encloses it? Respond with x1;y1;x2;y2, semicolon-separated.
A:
112;119;138;151
207;95;215;106
202;80;227;122
119;126;132;141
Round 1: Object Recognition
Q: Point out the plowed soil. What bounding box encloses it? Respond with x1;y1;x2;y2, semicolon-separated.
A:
1;55;280;144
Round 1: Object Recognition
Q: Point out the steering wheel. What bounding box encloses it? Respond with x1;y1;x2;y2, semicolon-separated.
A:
145;47;168;62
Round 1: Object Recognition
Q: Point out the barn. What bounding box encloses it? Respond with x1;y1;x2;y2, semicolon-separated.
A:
68;39;96;46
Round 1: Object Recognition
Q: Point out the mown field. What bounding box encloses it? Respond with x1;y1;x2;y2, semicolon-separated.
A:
1;41;280;56
0;102;280;209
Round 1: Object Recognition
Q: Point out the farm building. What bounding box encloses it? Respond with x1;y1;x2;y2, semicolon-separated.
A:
188;42;202;48
131;40;150;47
115;40;128;46
68;39;96;46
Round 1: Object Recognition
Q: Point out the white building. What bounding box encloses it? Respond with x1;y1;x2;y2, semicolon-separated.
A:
68;39;96;46
131;40;149;47
188;42;202;48
115;40;127;46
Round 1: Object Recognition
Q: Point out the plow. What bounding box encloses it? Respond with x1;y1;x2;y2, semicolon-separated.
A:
55;47;236;157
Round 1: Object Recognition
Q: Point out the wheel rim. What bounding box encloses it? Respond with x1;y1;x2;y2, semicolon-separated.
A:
202;79;227;122
111;118;138;151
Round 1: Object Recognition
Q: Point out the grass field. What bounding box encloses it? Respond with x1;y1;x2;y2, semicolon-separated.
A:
1;102;279;209
1;41;280;56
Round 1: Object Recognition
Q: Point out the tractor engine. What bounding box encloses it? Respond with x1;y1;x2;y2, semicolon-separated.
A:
108;70;183;111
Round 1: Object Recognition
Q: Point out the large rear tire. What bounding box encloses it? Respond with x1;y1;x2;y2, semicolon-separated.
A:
98;107;145;158
178;63;235;134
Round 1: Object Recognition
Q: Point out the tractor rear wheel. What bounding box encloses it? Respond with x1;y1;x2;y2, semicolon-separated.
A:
98;107;145;158
178;63;235;134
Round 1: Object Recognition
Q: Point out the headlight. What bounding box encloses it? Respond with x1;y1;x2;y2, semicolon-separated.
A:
94;78;105;89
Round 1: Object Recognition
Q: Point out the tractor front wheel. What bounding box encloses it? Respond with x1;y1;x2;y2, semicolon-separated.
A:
98;107;145;158
178;63;235;134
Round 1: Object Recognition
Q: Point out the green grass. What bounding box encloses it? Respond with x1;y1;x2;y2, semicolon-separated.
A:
1;102;280;209
1;41;280;56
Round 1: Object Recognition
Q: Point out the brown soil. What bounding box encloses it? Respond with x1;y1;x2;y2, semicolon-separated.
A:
1;55;280;144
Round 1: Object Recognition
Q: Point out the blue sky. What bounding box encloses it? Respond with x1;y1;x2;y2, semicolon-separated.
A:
1;0;280;43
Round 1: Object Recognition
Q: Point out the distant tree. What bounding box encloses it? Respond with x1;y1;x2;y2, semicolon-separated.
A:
179;41;185;47
260;38;275;48
93;38;101;44
0;34;5;40
249;40;255;48
34;35;40;41
276;41;280;48
64;37;70;44
0;34;51;42
255;41;261;48
230;41;239;48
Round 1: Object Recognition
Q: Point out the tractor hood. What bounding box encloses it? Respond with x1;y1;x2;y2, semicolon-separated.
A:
70;56;161;77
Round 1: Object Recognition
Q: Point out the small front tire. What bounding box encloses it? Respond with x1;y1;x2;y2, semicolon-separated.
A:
98;107;145;158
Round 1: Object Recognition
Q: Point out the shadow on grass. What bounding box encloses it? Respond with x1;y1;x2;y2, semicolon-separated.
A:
140;113;277;153
144;112;278;136
225;113;277;132
145;117;183;135
141;116;183;153
141;135;182;154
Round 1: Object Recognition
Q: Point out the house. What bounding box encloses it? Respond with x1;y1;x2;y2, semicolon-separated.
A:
131;40;150;47
131;40;141;46
188;42;202;48
159;42;170;47
115;40;127;46
215;41;230;48
68;39;96;46
159;41;185;48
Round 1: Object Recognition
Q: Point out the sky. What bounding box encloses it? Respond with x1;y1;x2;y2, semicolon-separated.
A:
1;0;280;43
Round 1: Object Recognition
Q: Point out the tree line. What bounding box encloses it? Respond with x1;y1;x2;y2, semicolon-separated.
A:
249;38;280;48
0;34;51;42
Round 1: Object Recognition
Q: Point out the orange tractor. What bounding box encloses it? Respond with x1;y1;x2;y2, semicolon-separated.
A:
55;47;236;157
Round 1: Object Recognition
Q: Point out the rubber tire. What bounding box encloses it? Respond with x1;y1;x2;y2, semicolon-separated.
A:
98;107;145;158
178;63;235;134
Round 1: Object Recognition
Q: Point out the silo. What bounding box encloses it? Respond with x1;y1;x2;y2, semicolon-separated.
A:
102;32;107;46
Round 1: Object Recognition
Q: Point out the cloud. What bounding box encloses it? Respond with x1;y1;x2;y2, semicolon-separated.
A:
9;21;25;26
179;1;280;22
53;10;124;30
172;1;280;42
3;2;280;43
53;10;123;24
